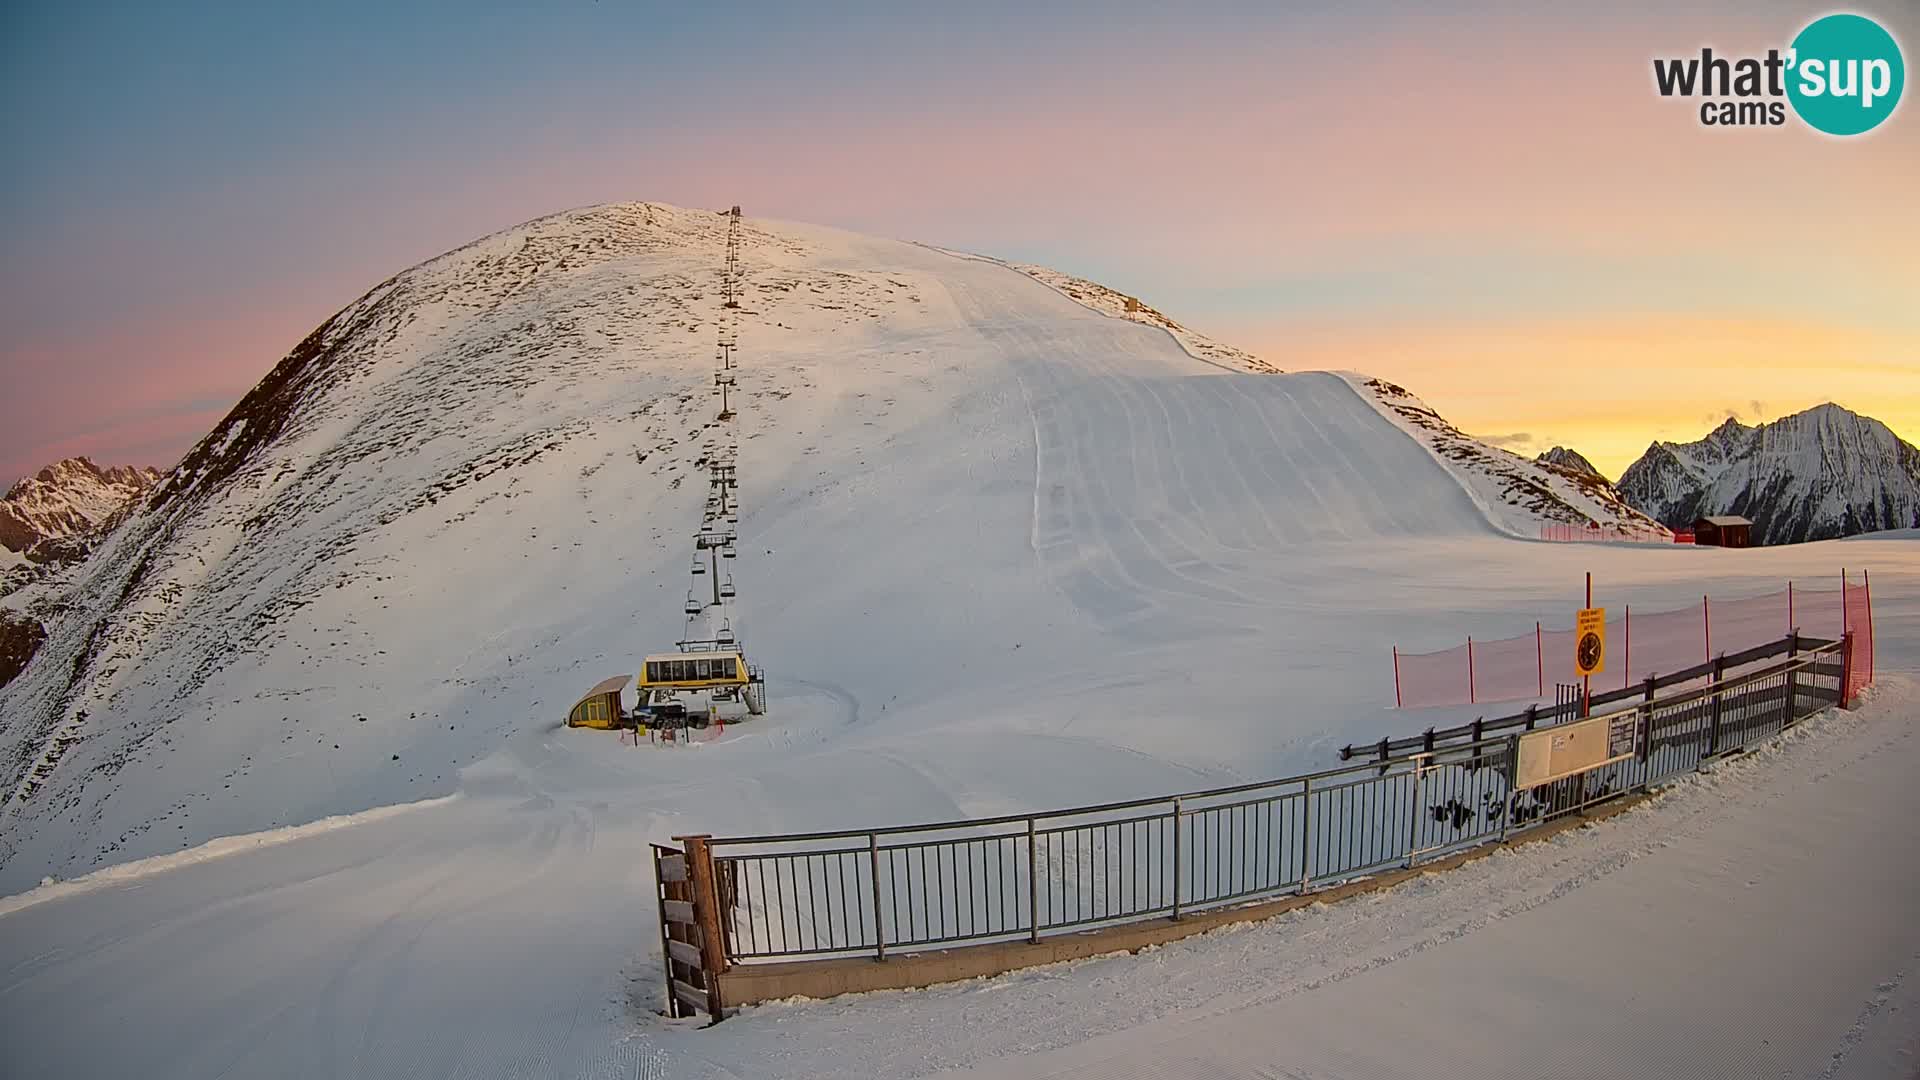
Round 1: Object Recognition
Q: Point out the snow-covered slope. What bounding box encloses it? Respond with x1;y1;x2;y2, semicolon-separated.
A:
0;457;161;554
1349;377;1671;539
1619;404;1920;545
2;202;1649;890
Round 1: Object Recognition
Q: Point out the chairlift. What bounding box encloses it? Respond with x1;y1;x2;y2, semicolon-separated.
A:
721;544;737;560
716;621;736;646
684;591;702;615
691;555;706;575
719;575;736;599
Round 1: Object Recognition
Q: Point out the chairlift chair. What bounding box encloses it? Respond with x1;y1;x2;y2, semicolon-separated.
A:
684;591;702;615
720;575;736;599
691;556;706;575
716;621;736;646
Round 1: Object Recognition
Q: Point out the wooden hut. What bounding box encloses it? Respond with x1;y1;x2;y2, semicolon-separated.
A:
566;675;632;729
1691;515;1753;548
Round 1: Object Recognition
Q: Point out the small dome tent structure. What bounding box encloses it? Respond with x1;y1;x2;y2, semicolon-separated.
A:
566;675;632;729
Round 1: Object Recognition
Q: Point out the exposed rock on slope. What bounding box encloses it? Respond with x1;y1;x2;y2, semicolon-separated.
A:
1536;446;1602;479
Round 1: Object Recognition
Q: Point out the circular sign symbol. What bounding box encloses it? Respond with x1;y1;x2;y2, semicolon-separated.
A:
1578;632;1604;672
1787;13;1905;136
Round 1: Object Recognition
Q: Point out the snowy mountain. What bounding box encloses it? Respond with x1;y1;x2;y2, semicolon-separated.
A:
1618;404;1920;545
0;458;161;555
1;201;1658;890
1352;379;1670;539
1535;446;1601;479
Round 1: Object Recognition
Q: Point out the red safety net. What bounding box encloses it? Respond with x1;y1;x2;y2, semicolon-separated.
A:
1844;573;1875;701
1538;522;1672;544
1393;578;1865;709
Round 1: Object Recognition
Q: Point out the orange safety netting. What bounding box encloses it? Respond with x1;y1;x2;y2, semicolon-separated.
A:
1393;576;1873;709
1844;573;1875;702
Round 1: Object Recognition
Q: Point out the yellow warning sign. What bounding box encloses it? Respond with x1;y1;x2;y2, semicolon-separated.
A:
1574;607;1606;676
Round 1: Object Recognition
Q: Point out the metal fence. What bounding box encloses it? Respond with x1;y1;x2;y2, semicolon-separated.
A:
701;638;1849;965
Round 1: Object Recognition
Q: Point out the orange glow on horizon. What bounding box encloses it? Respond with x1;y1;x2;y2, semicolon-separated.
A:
1230;314;1920;480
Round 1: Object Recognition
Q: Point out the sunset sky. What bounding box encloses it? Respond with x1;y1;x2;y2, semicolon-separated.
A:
3;0;1915;483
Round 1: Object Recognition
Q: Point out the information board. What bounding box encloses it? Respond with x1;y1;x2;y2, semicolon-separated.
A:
1514;710;1637;787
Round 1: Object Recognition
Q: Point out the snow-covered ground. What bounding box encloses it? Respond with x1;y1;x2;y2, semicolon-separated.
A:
0;205;1912;1078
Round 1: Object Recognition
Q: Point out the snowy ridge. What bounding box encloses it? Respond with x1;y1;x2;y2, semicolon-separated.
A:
928;247;1280;374
1346;375;1672;539
1618;403;1920;544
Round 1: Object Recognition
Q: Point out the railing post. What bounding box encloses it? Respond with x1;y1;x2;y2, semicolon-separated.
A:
1297;778;1313;894
868;833;886;961
1171;797;1184;920
1500;734;1521;841
1840;630;1855;709
1406;758;1425;867
1026;818;1040;944
1784;632;1800;725
676;834;728;1021
1707;655;1725;756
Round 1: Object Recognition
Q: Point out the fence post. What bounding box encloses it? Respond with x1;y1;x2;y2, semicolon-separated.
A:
1785;632;1800;725
1535;622;1543;697
676;834;728;1021
1524;704;1537;731
1297;778;1313;894
1499;734;1521;841
1377;737;1390;776
1623;604;1631;690
1171;797;1184;919
869;833;886;961
1470;718;1485;771
1025;818;1040;944
1406;758;1425;867
1706;655;1725;756
1840;630;1855;709
1703;595;1712;665
1467;636;1477;704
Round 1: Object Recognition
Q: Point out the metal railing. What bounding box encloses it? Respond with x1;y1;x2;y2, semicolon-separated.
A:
1350;631;1830;763
698;639;1848;965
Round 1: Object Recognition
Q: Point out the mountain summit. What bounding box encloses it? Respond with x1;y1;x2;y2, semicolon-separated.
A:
1534;446;1602;479
0;457;162;555
1617;403;1920;544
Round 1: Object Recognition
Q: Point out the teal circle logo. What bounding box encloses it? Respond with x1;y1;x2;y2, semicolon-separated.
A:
1787;13;1905;135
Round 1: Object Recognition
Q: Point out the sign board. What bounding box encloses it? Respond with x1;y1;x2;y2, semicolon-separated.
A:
1574;607;1607;676
1514;711;1637;787
1606;712;1638;759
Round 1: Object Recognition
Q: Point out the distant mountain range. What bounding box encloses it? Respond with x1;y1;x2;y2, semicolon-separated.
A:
1618;403;1920;545
1;458;161;558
